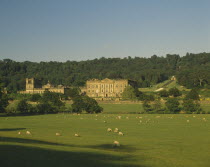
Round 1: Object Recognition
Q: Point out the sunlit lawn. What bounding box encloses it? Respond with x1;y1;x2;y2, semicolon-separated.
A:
1;112;210;167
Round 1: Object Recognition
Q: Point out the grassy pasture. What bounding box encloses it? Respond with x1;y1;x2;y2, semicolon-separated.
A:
1;113;210;167
100;103;210;114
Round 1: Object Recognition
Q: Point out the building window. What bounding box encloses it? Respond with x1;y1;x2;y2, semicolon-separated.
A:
102;89;104;92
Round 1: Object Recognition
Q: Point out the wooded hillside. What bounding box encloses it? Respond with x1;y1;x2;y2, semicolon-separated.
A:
1;52;210;92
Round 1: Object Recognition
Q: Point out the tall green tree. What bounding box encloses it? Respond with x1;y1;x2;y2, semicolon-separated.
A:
122;86;136;100
0;81;9;113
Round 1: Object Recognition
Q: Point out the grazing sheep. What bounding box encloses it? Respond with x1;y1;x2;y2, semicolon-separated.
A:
56;132;61;136
74;133;80;137
103;121;107;123
107;128;112;132
126;117;129;119
139;120;142;123
18;131;21;135
114;128;119;133
113;140;120;147
187;120;190;123
26;131;31;135
156;116;160;118
116;116;121;119
193;115;196;118
118;132;124;136
139;117;142;119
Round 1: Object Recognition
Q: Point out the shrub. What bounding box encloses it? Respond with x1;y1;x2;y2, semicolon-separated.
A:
185;88;200;100
36;102;57;114
16;99;33;113
168;87;182;97
165;98;180;113
182;99;202;113
159;90;169;97
30;94;41;102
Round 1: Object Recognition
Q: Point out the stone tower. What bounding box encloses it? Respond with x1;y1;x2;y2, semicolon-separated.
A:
26;78;35;90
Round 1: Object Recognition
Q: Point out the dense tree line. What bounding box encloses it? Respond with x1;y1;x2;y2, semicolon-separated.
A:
142;88;203;114
4;89;103;115
1;52;210;92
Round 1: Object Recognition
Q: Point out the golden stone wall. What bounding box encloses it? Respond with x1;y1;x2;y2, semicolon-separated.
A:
85;78;129;99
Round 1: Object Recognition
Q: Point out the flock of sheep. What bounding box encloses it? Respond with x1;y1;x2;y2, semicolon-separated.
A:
16;114;208;148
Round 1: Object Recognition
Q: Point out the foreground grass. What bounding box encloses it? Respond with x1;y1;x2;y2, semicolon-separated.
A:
1;114;210;167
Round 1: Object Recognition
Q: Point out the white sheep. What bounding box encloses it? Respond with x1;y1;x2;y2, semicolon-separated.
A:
18;131;21;135
74;133;80;137
116;116;121;119
187;120;190;123
107;128;112;132
114;128;119;133
26;131;31;135
56;132;61;136
118;132;124;136
113;140;120;147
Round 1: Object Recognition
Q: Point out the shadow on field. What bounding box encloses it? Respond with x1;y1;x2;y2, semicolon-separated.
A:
0;144;148;167
0;128;26;131
0;136;138;154
86;144;138;153
0;136;73;147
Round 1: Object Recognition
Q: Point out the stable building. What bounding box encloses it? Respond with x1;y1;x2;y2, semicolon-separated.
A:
19;78;69;94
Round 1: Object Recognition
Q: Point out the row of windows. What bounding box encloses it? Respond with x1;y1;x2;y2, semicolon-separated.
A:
88;84;127;88
88;89;123;93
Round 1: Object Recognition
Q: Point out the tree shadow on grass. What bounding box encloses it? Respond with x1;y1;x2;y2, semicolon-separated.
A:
0;136;138;153
0;128;26;131
0;144;148;167
0;136;73;147
85;144;138;153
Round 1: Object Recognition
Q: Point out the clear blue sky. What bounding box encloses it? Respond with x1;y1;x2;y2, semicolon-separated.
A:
0;0;210;62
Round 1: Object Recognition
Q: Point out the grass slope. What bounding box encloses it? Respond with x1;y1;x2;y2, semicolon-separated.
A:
139;80;189;93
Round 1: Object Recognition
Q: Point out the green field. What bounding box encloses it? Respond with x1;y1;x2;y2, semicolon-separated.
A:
100;104;143;114
1;112;210;167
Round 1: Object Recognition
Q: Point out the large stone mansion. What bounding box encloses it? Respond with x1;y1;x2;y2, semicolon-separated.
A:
82;78;137;100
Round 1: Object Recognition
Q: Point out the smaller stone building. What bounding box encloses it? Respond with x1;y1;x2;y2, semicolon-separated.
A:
19;78;69;94
83;78;136;100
